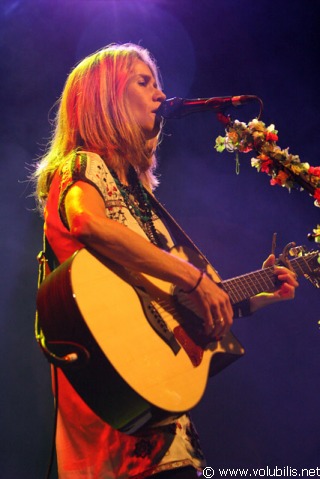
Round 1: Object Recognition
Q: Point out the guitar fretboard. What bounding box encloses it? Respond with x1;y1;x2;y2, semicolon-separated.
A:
221;253;318;305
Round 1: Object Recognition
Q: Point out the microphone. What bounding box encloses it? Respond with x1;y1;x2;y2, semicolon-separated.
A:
158;95;261;119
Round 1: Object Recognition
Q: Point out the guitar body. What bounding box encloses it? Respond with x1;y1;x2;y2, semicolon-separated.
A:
37;246;245;433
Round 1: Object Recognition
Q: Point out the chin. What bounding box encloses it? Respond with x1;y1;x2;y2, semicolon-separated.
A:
144;126;160;140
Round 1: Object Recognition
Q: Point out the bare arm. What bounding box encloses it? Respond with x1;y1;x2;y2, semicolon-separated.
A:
64;181;234;337
64;182;298;334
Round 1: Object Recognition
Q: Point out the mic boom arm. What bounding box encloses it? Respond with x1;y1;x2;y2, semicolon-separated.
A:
158;95;262;119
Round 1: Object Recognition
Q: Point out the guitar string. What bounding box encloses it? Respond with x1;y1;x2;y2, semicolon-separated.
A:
149;253;319;323
157;254;318;307
224;253;318;303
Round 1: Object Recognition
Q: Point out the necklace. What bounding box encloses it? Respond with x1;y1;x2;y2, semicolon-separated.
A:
111;168;161;246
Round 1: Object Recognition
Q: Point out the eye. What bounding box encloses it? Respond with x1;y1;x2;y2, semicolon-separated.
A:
137;74;153;87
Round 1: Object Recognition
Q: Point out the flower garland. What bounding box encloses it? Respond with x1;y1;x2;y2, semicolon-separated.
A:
215;118;320;241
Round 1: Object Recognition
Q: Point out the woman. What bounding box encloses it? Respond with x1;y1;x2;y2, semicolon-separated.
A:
33;43;298;478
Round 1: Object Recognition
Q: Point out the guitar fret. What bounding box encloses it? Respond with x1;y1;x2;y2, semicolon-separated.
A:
221;250;319;306
225;277;255;303
223;267;276;305
292;255;314;275
256;269;276;291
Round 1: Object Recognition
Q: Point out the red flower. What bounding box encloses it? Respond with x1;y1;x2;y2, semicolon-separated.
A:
259;156;273;173
270;171;289;186
314;188;320;201
309;166;320;177
265;131;279;142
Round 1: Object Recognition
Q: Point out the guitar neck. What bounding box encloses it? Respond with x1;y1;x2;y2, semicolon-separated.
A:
221;254;314;305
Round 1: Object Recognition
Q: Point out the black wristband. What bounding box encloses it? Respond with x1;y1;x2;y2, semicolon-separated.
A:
182;270;204;294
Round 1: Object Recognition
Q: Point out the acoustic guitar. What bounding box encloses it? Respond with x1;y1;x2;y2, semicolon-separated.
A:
36;244;320;433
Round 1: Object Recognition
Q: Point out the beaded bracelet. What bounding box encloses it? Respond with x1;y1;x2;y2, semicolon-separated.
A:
182;269;205;294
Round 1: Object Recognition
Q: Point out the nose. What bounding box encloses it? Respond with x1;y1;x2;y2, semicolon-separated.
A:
154;88;166;103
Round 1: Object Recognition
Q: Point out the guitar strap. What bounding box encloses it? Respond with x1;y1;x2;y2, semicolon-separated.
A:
148;193;220;279
45;234;60;271
149;194;251;317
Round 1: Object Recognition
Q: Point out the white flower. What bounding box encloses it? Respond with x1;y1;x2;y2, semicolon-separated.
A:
234;119;247;128
251;158;260;167
225;137;236;152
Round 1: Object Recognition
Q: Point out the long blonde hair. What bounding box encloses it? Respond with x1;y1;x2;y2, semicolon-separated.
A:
34;43;163;207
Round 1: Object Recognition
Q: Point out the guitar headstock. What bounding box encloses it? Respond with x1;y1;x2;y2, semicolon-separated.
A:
280;244;320;289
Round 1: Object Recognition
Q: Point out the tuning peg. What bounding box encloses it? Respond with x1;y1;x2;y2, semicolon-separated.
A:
288;245;307;257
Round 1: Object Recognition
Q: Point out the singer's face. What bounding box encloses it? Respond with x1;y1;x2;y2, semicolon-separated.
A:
126;60;166;140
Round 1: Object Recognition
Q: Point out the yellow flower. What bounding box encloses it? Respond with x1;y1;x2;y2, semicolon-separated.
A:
289;164;304;175
214;136;225;152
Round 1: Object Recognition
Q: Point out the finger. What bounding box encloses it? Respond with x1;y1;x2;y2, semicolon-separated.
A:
205;301;224;336
201;304;215;336
212;316;226;337
274;267;299;286
263;254;276;268
216;287;233;319
208;313;226;337
277;274;299;287
219;305;233;329
278;283;296;299
211;306;233;336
